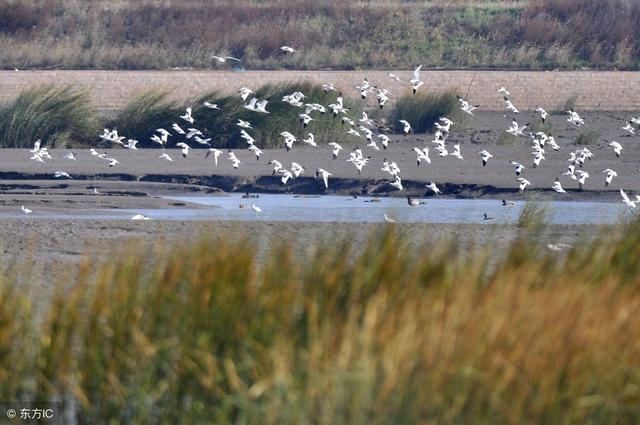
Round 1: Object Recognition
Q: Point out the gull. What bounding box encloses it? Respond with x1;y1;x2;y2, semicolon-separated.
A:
602;169;617;186
359;111;375;127
251;203;262;213
21;205;32;215
106;158;120;167
517;177;531;192
248;144;262;161
151;135;165;147
390;176;404;191
410;64;423;94
566;110;585;126
399;119;412;136
180;107;194;124
172;123;186;134
280;45;296;54
407;196;425;206
458;96;480;115
131;214;151;221
504;98;519;114
240;129;255;145
377;134;390;150
212;55;241;63
302;133;317;147
622;122;636;135
451;144;464;160
206;148;222;165
124;139;139;150
497;86;510;97
620;189;638;208
322;83;337;93
413;147;430;166
384;214;398;223
203;102;220;110
536;107;549;123
194;136;212;146
228;151;241;169
479;150;493;166
238;87;254;102
426;182;441;195
315;168;332;189
269;159;283;175
280;131;297;151
329;142;343;159
237;119;252;129
186;128;203;139
291;162;305;178
608;140;623;157
511;161;525;176
158;152;173;162
29;139;42;153
62;152;77;161
280;169;293;185
387;73;402;82
54;171;71;178
299;113;313;128
176;142;191;158
552;180;566;194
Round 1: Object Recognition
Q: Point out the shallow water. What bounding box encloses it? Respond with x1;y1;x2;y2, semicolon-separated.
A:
1;194;629;224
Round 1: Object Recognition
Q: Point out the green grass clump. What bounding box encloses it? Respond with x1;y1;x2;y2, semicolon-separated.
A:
575;128;600;145
3;219;640;422
106;89;183;148
389;91;460;134
517;196;551;228
0;85;97;148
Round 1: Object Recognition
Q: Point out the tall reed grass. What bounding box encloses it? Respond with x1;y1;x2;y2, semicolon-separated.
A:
0;85;97;148
3;219;640;423
389;91;460;134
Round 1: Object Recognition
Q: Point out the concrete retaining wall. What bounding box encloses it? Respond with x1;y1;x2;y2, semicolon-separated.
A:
0;70;638;111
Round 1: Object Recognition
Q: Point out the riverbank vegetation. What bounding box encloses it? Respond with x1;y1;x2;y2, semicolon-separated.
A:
2;218;640;423
0;0;638;71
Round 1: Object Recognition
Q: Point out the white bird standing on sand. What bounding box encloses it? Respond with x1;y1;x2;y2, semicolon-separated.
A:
517;177;531;192
426;182;440;195
180;107;194;124
602;169;617;186
479;150;493;167
552;180;567;194
328;142;343;159
54;171;72;178
206;148;222;166
384;214;398;223
21;205;32;215
399;120;412;136
608;140;623;157
176;142;191;158
315;168;332;189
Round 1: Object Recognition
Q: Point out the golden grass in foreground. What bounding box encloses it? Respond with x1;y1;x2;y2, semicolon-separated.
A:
1;221;640;423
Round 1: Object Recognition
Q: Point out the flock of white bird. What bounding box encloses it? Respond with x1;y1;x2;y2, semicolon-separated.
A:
20;59;640;220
